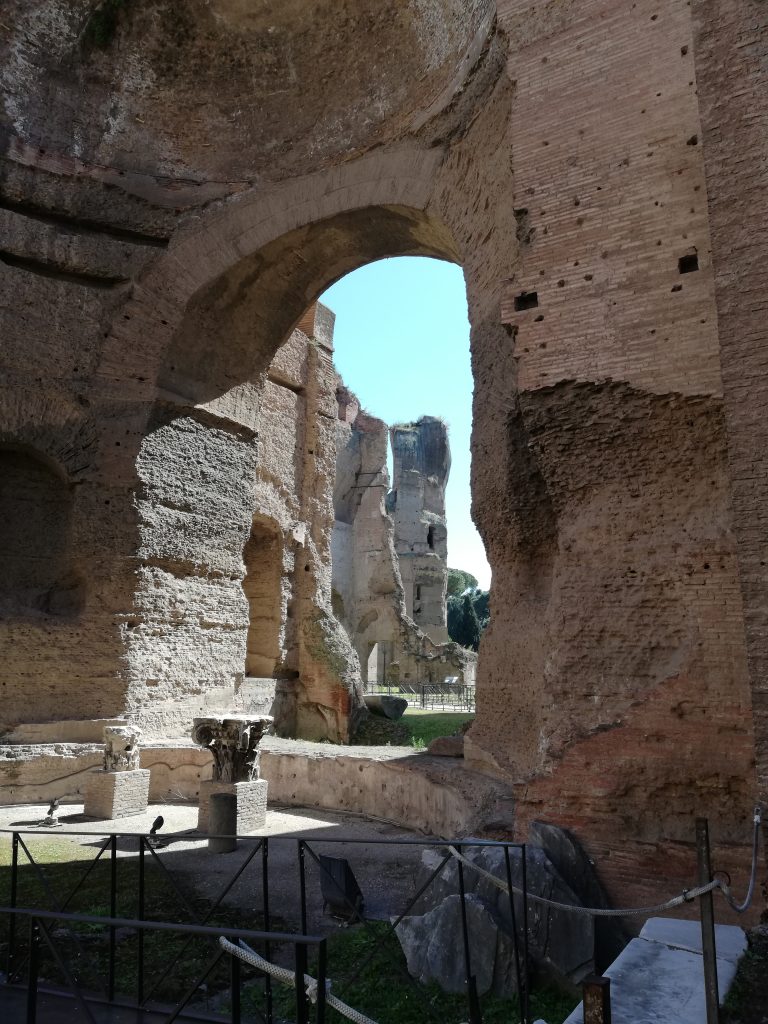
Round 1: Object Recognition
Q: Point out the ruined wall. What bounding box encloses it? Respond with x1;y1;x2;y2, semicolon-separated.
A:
0;0;763;912
390;418;451;644
331;391;474;690
690;0;768;829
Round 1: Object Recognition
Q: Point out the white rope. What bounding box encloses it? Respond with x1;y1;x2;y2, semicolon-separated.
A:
219;936;379;1024
448;846;721;917
449;807;763;918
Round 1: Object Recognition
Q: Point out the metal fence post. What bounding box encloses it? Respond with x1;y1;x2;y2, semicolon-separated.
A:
263;836;273;1024
109;834;117;1001
26;918;39;1024
696;818;720;1024
8;832;19;980
582;975;611;1024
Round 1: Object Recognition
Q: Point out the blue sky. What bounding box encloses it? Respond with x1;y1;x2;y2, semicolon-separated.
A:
321;256;491;590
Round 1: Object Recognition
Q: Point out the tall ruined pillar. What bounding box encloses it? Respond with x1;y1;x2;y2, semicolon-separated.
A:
389;418;450;645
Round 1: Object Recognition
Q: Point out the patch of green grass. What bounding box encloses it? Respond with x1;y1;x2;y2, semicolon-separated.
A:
399;712;474;748
242;921;577;1024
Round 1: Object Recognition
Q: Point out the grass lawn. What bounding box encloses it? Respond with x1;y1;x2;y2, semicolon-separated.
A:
399;710;474;748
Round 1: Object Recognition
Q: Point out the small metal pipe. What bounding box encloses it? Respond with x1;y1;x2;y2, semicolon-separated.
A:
108;834;117;1001
230;947;241;1024
316;937;327;1024
8;832;19;980
295;942;309;1024
582;974;611;1024
503;845;525;1024
696;818;720;1024
25;918;39;1024
521;845;530;1024
298;840;308;935
137;835;145;1006
263;836;273;1024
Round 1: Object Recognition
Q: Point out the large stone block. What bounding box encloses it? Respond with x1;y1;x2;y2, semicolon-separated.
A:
83;769;151;820
197;779;268;833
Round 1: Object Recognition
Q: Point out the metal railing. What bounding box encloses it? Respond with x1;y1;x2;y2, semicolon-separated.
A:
0;829;532;1024
371;682;476;711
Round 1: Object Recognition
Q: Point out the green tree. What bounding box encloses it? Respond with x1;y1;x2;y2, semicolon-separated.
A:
447;567;479;596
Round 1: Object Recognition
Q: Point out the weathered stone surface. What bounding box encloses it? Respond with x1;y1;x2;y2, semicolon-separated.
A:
83;769;150;820
427;735;465;757
396;893;518;995
408;844;595;989
197;779;268;834
364;695;408;721
331;397;475;693
529;821;627;970
0;0;764;920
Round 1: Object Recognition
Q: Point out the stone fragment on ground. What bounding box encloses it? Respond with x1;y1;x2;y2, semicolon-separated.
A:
427;734;464;756
562;917;748;1024
529;821;627;969
363;694;408;720
398;842;595;993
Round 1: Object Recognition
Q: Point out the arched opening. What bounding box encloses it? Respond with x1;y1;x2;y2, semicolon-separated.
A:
0;447;84;618
242;515;283;679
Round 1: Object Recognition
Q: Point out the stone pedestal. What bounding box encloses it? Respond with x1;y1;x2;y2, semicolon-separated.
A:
192;714;272;834
197;779;268;833
84;769;151;820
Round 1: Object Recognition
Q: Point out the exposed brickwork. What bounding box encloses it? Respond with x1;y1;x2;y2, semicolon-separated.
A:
197;779;268;834
691;1;768;820
83;769;151;820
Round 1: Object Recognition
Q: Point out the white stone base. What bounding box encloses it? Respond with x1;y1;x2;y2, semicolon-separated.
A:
197;779;268;833
83;769;151;820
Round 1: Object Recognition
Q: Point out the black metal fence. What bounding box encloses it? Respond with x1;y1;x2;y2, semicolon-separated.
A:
372;682;476;711
0;829;531;1024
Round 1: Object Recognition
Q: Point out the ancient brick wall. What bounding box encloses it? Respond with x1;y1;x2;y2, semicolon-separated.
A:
691;0;768;817
0;0;762;913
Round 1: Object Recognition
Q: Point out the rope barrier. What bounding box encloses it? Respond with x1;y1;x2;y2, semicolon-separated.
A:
448;805;763;918
219;937;379;1024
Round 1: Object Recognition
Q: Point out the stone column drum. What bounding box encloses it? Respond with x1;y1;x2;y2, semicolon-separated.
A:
83;725;150;819
193;715;272;833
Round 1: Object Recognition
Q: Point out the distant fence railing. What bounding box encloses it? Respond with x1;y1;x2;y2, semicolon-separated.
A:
369;681;476;711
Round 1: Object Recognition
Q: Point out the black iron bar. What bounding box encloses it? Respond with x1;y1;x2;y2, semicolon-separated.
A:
0;905;322;944
230;947;241;1024
0;827;525;850
138;836;145;1006
25;918;39;1024
457;859;483;1024
8;831;18;980
696;818;720;1024
298;839;308;935
108;834;117;1001
521;845;530;1024
263;836;273;1024
295;941;309;1024
316;937;327;1024
503;844;525;1024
